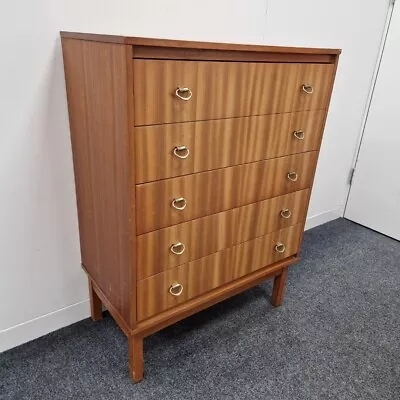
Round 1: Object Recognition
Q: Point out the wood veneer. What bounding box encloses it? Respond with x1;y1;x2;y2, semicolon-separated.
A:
137;189;310;280
137;223;303;320
61;32;341;55
60;32;340;382
136;151;318;234
133;60;334;125
135;110;325;183
61;39;134;326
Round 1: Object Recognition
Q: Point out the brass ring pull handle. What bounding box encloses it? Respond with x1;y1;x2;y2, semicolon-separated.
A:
175;87;193;101
173;146;190;159
293;130;305;140
302;84;314;94
171;197;187;210
287;172;298;182
274;242;286;253
280;208;292;219
170;242;185;255
169;282;184;296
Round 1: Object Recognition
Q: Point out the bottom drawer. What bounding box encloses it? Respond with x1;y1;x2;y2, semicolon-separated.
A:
137;223;303;321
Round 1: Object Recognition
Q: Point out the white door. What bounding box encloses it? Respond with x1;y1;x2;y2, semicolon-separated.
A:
345;3;400;240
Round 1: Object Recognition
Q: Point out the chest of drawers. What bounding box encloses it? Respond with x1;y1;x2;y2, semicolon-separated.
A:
61;32;340;382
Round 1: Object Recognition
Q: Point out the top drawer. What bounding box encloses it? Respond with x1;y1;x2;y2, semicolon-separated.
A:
133;60;334;126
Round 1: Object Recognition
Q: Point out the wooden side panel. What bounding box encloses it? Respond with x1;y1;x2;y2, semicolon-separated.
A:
136;189;310;280
136;151;318;234
135;110;325;183
133;60;334;126
137;223;303;320
61;39;133;328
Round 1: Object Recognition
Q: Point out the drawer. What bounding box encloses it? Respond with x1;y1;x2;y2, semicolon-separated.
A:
135;110;325;183
136;151;317;234
137;223;303;320
133;60;334;126
137;189;310;280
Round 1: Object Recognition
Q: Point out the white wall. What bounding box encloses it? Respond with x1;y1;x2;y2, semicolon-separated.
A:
0;0;389;351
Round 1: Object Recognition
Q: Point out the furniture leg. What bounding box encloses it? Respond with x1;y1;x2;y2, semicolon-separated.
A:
271;267;288;307
89;279;103;321
129;335;144;382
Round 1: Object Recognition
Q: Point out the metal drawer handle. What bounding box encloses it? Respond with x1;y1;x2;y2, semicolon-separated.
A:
274;242;286;253
302;84;314;94
287;172;298;182
293;130;305;140
171;197;187;210
169;282;184;296
173;146;190;159
280;208;292;219
175;87;192;101
170;242;185;255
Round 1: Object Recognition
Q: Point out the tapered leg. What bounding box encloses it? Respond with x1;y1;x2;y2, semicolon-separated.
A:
129;335;144;382
88;279;103;321
271;267;288;307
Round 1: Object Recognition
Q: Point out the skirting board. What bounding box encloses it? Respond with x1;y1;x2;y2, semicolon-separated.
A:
0;300;90;353
0;208;343;353
304;207;344;231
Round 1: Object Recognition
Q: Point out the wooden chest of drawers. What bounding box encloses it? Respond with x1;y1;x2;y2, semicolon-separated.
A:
61;32;340;382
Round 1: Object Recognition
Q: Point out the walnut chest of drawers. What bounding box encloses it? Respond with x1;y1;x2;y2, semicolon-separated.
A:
60;32;340;382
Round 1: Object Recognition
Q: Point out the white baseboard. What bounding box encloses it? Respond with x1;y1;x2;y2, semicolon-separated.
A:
0;299;90;353
305;207;344;231
0;208;344;353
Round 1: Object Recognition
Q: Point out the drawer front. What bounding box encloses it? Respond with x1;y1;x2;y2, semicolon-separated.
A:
136;151;317;234
135;110;325;183
133;60;334;126
137;189;310;280
137;223;303;320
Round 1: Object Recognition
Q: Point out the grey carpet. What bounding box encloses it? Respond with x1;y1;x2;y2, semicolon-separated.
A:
1;218;400;400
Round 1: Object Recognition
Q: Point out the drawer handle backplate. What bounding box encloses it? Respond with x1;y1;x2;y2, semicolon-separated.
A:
172;197;187;210
170;242;186;255
169;282;184;296
293;130;305;140
173;146;190;159
287;172;298;182
302;84;314;94
274;242;286;253
280;208;292;219
175;87;193;101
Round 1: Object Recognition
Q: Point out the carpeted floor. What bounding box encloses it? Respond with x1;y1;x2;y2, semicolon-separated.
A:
1;218;400;399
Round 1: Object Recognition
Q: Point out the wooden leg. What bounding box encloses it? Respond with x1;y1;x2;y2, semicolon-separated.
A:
271;267;288;307
129;335;144;382
89;280;103;321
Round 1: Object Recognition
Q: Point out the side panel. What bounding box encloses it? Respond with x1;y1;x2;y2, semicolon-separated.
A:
61;38;134;328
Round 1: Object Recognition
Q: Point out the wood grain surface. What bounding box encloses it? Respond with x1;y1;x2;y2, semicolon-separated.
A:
134;256;298;337
61;38;134;327
135;110;325;183
136;189;310;280
132;46;336;63
137;223;303;320
271;267;289;307
60;31;340;382
60;32;341;55
136;151;317;234
133;60;334;125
